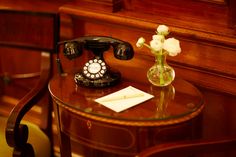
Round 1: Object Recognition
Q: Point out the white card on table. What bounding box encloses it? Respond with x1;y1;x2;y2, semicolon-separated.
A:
95;86;154;112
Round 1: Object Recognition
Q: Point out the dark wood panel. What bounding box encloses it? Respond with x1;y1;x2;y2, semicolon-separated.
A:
0;11;55;50
74;0;122;12
0;0;71;13
229;0;236;28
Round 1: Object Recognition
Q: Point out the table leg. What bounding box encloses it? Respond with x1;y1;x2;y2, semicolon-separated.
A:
53;100;72;157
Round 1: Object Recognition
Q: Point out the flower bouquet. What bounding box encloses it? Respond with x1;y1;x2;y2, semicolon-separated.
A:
136;25;181;86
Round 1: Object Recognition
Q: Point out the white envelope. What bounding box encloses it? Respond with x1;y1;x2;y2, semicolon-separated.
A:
95;86;154;112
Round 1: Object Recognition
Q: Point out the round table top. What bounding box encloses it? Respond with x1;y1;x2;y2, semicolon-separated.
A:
49;74;204;126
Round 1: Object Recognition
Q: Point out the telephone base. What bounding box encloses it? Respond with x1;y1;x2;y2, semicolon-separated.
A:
74;71;121;88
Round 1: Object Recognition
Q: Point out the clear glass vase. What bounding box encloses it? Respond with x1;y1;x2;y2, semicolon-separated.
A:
147;53;175;87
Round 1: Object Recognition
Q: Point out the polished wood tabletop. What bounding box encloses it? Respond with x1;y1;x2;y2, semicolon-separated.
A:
49;74;204;126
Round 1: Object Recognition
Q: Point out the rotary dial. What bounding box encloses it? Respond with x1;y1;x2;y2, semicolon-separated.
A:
83;59;107;79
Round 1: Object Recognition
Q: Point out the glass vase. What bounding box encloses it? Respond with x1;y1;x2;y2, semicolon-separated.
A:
147;53;175;87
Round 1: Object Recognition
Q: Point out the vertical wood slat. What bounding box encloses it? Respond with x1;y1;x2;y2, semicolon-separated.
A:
229;0;236;29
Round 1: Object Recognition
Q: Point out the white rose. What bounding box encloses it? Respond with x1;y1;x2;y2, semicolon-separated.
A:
152;34;164;41
136;37;145;48
150;39;163;52
157;25;169;35
163;38;181;56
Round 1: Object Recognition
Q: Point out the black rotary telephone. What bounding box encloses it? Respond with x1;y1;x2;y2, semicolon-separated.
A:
57;36;134;88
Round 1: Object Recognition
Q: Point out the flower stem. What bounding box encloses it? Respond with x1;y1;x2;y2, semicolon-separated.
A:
157;50;164;85
143;43;158;54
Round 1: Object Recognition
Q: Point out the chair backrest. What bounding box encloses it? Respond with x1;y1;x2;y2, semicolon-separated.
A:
0;8;59;116
0;9;59;97
0;9;59;51
0;9;59;157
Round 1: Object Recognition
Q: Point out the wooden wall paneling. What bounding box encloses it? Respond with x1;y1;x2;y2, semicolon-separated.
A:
58;3;236;48
121;0;235;46
58;5;236;96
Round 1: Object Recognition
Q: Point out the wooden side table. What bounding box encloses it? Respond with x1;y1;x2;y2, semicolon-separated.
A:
49;74;204;157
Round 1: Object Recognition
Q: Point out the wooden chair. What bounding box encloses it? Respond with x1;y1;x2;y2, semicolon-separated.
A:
0;9;59;157
138;136;236;157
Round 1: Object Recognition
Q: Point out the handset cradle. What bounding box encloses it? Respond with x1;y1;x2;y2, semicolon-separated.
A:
58;36;134;88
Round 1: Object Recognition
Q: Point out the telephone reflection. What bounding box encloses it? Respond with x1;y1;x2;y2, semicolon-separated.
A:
57;36;134;88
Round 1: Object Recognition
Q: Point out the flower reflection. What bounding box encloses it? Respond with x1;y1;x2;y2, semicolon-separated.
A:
150;84;175;118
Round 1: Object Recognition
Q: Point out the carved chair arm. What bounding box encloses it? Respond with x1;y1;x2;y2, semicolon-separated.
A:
138;136;236;157
5;52;51;157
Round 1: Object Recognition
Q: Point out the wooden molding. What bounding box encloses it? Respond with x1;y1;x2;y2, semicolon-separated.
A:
59;5;236;48
196;0;227;5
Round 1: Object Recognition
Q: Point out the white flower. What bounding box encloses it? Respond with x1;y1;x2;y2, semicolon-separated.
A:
152;35;164;41
136;37;145;48
135;24;181;57
157;25;169;35
150;39;163;52
163;38;181;56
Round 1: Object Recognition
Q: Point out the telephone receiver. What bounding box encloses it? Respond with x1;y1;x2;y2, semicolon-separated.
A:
57;36;134;88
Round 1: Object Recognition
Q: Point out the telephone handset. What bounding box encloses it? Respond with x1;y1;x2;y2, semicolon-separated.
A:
58;36;134;88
